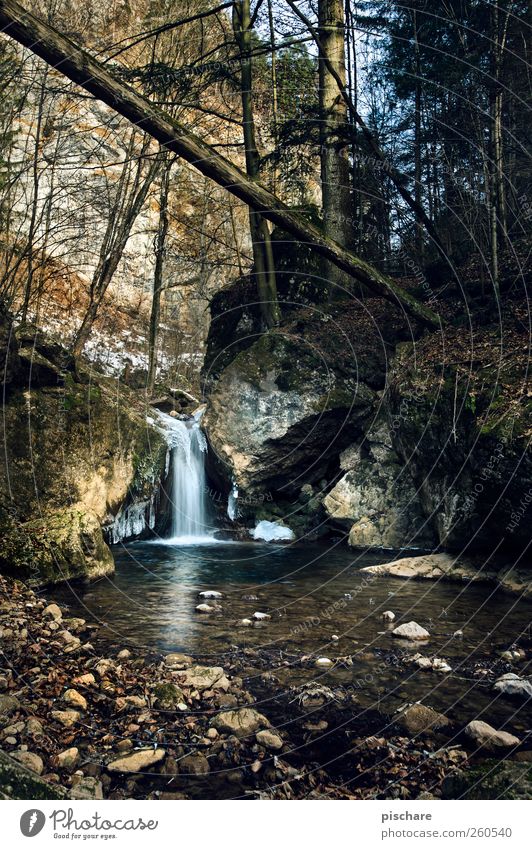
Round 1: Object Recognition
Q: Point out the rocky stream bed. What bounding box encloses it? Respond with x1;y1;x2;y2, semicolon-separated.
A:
1;572;532;800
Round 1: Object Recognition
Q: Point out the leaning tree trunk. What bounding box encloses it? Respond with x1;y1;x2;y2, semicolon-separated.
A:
0;0;440;329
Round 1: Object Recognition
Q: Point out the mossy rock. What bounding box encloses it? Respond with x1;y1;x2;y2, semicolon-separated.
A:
442;760;532;800
0;750;66;800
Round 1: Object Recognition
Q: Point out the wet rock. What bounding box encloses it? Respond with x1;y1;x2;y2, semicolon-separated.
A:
11;751;44;775
179;753;210;775
94;659;115;678
117;649;131;660
256;729;283;751
314;657;334;668
69;777;104;800
213;708;270;738
392;621;430;641
396;704;450;735
196;603;215;613
164;653;193;668
63;689;87;711
107;748;166;774
56;748;79;770
153;683;185;709
253;612;271;621
179;665;229;692
199;591;223;599
410;654;452;673
493;673;532;700
51;710;81;728
239;618;253;627
464;720;520;752
116;739;134;753
382;610;395;621
0;694;20;718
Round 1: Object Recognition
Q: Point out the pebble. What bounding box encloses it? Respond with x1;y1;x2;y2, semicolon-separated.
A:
63;689;87;711
196;603;215;613
198;591;223;599
314;657;333;668
331;634;339;641
117;649;131;660
239;618;253;627
253;611;271;621
51;709;81;728
56;747;80;769
69;777;103;800
382;611;396;621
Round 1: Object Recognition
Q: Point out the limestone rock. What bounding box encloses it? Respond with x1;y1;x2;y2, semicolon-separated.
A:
56;748;79;770
256;729;283;751
392;621;430;641
493;673;532;700
164;653;193;668
107;748;166;774
464;720;520;752
179;666;229;692
63;689;87;711
51;710;81;728
213;708;270;738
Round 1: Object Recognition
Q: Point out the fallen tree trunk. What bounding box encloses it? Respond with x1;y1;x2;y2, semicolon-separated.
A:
0;0;440;328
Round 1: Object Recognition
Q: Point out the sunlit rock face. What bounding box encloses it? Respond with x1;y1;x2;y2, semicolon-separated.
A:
204;329;375;500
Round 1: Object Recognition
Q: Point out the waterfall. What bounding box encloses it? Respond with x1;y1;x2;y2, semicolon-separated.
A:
156;409;213;543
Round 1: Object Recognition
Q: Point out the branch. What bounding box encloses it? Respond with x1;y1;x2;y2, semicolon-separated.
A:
0;0;441;328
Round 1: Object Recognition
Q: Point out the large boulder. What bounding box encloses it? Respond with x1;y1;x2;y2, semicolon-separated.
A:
204;328;374;500
324;420;436;548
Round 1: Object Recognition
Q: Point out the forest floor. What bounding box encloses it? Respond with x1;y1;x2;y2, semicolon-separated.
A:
1;575;531;801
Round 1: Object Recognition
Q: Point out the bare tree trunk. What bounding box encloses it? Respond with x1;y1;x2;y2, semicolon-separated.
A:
318;0;353;295
412;9;424;262
0;0;440;328
147;153;172;395
233;0;280;328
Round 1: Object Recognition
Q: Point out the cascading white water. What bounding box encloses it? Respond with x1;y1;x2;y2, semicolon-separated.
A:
156;409;213;543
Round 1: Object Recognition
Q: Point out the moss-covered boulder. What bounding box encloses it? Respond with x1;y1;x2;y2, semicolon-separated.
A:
442;760;532;800
0;316;168;585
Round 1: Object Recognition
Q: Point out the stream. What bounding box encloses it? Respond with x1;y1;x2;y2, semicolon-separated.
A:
50;539;532;737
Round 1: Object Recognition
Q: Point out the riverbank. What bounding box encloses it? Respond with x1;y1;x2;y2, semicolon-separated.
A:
1;573;531;800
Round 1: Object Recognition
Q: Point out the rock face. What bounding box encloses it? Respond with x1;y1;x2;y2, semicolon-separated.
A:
324;420;436;549
0;311;168;586
204;328;374;505
386;336;531;552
